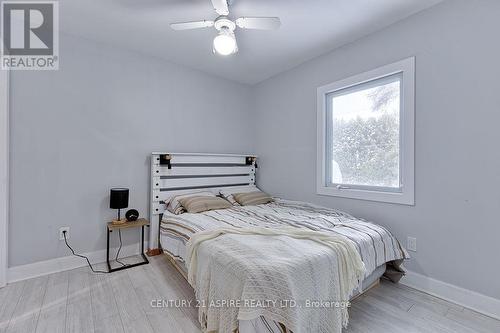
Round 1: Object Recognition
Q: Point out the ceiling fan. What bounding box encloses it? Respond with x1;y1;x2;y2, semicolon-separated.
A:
170;0;281;56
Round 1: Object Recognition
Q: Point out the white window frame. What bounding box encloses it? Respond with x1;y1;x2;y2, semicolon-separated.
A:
0;63;8;287
316;57;415;205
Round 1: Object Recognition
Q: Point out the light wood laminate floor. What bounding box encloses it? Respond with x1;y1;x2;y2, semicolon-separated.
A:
0;255;498;333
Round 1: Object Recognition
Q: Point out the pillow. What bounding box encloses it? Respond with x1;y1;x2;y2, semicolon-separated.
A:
233;191;273;206
167;191;215;215
178;196;232;214
220;185;259;205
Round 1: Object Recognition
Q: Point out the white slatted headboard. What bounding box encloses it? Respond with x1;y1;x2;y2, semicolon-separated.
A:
149;152;257;252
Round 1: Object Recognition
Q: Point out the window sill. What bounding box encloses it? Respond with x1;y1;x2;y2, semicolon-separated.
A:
316;185;414;205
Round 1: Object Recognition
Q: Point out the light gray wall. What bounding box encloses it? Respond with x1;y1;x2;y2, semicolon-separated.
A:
253;0;500;299
9;33;254;267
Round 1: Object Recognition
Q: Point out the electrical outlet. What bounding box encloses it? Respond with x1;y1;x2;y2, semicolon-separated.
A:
407;237;417;252
59;227;70;240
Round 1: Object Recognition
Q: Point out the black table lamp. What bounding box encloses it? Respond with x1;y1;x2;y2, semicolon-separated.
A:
110;188;129;223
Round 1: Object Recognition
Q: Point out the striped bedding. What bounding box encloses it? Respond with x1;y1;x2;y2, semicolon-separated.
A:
160;198;409;332
161;199;408;275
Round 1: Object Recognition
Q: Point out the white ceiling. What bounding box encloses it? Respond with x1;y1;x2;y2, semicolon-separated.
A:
60;0;443;85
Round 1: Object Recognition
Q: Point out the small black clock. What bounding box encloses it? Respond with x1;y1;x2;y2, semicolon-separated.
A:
125;209;139;222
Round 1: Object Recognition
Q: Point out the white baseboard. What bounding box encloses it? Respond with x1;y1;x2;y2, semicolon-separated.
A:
7;242;147;283
401;270;500;320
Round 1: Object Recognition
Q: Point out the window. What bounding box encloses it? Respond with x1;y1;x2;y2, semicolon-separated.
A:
317;58;414;205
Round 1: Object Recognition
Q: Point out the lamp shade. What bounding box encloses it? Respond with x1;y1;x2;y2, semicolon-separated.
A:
109;188;129;209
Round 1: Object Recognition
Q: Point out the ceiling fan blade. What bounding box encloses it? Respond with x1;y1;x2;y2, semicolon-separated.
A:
170;20;214;31
236;17;281;30
211;0;229;15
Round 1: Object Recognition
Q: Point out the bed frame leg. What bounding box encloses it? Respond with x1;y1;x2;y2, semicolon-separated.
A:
147;248;162;256
148;204;161;256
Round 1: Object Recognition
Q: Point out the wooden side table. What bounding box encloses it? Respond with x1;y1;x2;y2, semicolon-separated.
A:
106;218;149;272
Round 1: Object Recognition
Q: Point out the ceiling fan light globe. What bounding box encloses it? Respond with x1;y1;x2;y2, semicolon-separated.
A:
213;33;237;56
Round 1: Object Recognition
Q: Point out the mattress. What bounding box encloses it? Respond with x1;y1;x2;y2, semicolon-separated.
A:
159;198;408;332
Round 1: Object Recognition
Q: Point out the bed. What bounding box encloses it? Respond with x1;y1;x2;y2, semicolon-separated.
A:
148;153;408;333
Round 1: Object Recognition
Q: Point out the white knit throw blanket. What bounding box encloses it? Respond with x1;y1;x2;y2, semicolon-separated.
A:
186;227;366;333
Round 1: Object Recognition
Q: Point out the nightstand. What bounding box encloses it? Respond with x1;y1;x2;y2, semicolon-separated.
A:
106;218;149;272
